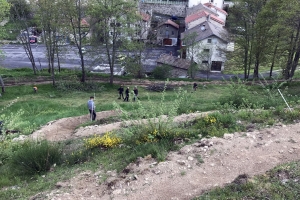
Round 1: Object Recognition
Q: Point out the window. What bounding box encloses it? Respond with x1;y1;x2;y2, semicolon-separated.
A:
172;31;174;35
166;25;169;28
207;39;212;43
204;49;210;52
166;30;169;36
202;61;208;64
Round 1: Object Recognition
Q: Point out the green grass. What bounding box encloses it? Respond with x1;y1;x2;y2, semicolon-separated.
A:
194;161;300;200
1;68;300;199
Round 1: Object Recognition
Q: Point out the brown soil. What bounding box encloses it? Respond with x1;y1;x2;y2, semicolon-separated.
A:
29;110;300;200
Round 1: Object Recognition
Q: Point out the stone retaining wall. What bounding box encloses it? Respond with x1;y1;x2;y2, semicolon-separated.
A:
139;2;187;17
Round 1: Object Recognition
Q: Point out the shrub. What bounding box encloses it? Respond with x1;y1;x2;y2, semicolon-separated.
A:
219;78;252;108
56;75;105;92
193;112;243;137
114;83;188;145
275;108;300;122
63;149;92;165
127;139;177;162
9;140;62;175
152;65;171;80
84;132;122;149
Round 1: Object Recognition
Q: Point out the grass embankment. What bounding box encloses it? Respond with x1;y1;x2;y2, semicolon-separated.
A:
0;68;300;199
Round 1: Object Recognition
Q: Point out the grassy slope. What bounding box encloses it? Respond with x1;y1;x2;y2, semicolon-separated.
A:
1;69;300;199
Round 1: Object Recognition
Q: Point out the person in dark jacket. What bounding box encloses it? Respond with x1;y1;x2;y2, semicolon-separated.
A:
193;82;198;91
117;85;124;99
133;86;138;101
124;87;130;102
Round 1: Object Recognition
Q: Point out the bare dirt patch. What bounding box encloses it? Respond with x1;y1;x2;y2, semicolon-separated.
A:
29;111;300;200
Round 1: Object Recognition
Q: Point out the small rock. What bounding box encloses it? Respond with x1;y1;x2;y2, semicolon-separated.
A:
187;156;194;161
223;134;234;140
55;182;68;188
177;160;186;165
179;146;193;154
112;189;122;195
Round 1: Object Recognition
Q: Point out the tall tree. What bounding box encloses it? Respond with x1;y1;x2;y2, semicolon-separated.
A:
277;0;300;80
227;0;266;79
0;0;10;22
181;31;198;79
88;0;138;84
60;0;90;83
11;0;38;74
35;0;62;85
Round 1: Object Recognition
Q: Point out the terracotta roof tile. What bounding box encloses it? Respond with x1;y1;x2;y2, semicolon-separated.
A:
203;3;228;15
140;12;151;22
158;19;179;29
185;10;224;25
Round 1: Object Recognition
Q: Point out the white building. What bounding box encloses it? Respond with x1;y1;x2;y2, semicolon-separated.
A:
181;21;230;71
189;0;225;9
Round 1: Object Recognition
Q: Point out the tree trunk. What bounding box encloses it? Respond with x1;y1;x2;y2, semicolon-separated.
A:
269;44;278;77
0;76;5;93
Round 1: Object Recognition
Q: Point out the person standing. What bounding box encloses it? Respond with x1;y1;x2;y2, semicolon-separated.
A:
117;85;124;99
193;83;198;91
133;86;138;101
124;87;130;102
87;96;96;121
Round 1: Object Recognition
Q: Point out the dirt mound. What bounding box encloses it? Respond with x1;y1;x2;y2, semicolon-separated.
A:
27;111;300;200
30;110;119;141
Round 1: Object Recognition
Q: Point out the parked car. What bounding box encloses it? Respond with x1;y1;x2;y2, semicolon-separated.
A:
29;36;37;43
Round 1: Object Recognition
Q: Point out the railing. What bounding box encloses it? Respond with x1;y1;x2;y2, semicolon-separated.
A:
141;0;188;5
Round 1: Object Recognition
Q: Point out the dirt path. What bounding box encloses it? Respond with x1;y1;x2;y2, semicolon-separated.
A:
30;111;209;141
28;112;300;200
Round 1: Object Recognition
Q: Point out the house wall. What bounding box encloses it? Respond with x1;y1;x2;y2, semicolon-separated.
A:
189;0;224;9
157;25;179;46
186;36;227;71
171;67;188;77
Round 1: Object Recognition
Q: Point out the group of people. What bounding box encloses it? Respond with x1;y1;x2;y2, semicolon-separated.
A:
88;83;199;121
87;85;139;121
118;85;139;102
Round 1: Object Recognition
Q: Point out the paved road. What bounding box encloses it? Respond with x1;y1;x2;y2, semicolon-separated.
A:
1;44;273;80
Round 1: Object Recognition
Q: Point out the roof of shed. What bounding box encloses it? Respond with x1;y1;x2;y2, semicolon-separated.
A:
157;54;191;70
158;19;179;29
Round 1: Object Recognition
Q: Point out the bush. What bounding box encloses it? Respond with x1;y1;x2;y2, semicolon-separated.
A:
127;139;177;162
219;79;252;108
84;132;122;149
152;65;171;80
193;112;244;137
9;140;62;175
56;75;105;92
